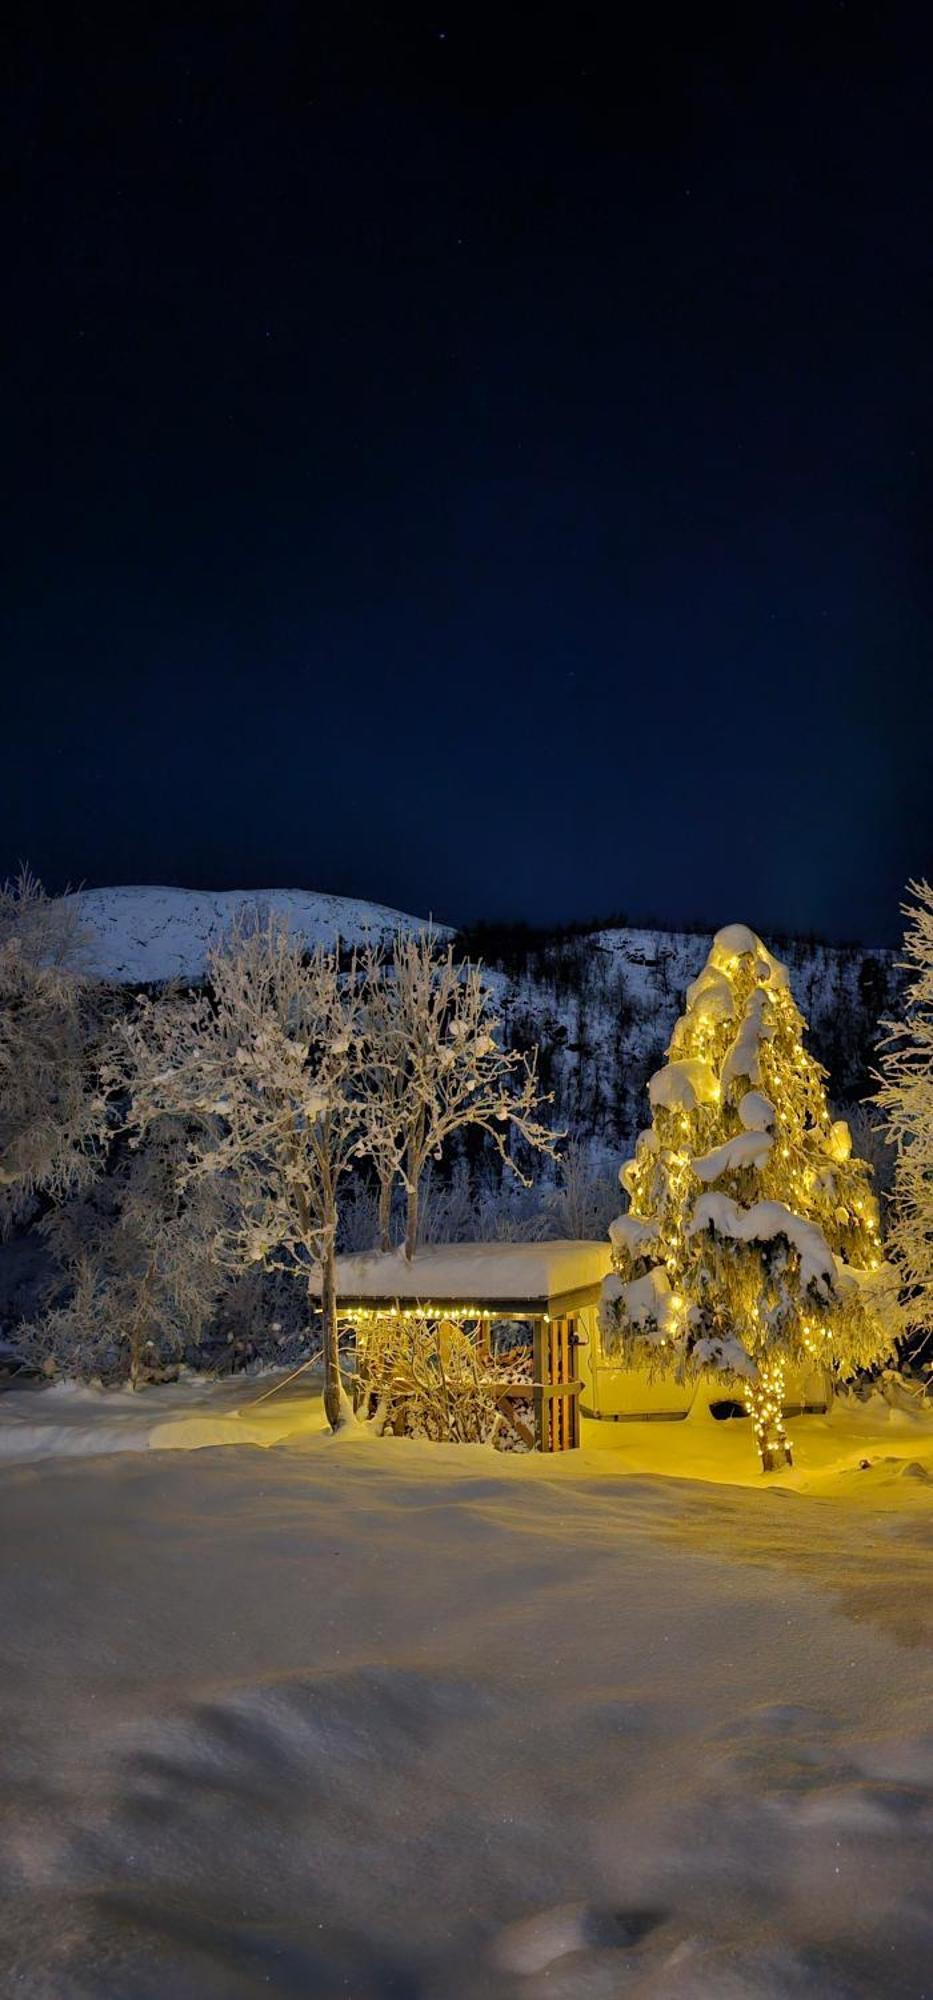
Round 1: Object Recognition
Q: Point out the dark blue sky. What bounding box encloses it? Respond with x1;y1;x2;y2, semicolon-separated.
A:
5;3;932;941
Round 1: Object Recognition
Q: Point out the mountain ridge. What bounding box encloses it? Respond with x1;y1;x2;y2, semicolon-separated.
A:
67;885;898;1147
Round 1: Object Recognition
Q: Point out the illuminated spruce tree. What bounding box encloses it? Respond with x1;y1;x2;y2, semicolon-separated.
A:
601;924;900;1469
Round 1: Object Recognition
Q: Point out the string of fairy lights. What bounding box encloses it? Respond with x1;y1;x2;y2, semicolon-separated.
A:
339;1305;553;1325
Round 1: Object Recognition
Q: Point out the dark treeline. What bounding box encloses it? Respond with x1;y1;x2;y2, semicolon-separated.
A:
455;920;901;1149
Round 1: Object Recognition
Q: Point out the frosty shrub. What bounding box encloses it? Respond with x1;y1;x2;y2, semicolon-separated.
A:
207;1264;310;1372
0;869;106;1231
355;1314;504;1445
543;1138;621;1240
415;1141;619;1248
336;1174;383;1254
21;1110;231;1386
416;1156;554;1246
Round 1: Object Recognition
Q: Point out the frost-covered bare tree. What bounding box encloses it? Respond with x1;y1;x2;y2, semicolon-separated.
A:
0;868;105;1230
414;1139;621;1247
111;915;371;1428
360;930;558;1259
544;1138;623;1240
336;1174;384;1254
876;880;933;1320
0;869;91;963
21;1112;231;1385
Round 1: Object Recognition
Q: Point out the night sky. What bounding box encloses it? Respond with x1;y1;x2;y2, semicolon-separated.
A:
6;4;932;942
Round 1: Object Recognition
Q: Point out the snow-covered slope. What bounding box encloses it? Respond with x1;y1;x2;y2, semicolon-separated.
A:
69;884;446;983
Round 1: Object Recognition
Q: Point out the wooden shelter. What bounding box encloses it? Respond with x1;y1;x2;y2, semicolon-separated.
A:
322;1241;612;1452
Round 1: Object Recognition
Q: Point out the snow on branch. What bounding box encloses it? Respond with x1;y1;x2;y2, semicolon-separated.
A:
357;929;559;1259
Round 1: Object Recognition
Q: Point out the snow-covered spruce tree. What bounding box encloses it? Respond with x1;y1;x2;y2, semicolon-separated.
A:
875;881;933;1325
0;869;105;1229
111;915;374;1430
359;929;557;1259
601;924;900;1470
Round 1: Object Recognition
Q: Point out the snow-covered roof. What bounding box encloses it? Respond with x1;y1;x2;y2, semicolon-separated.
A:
314;1240;613;1309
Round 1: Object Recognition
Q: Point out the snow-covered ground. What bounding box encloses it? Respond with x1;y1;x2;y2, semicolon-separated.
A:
2;1380;932;1995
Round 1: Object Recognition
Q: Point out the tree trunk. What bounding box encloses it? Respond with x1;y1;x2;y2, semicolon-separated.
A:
129;1267;155;1390
378;1173;393;1254
318;1232;346;1431
404;1181;419;1263
745;1360;793;1472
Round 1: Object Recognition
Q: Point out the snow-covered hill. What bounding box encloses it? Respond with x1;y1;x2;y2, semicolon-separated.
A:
70;886;898;1143
69;884;446;984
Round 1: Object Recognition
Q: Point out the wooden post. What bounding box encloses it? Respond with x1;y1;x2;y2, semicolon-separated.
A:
473;1315;492;1364
533;1316;547;1452
533;1313;581;1452
550;1324;557;1450
564;1315;581;1449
